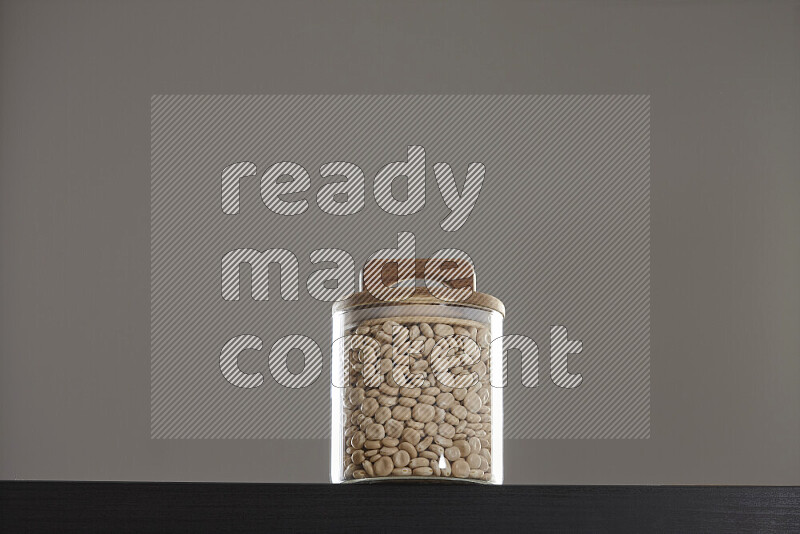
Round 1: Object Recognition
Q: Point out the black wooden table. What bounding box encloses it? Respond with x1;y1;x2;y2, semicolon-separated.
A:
2;482;798;532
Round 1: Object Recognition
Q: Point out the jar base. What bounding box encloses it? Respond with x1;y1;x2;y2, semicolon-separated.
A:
339;476;496;485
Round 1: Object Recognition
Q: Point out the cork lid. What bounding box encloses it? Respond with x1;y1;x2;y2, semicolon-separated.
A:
332;258;505;316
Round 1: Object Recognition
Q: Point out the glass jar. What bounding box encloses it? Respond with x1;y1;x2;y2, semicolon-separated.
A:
330;259;504;483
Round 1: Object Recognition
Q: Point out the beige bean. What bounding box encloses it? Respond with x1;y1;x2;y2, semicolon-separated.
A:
365;423;385;440
348;388;366;406
382;321;399;335
352;450;365;464
438;422;456;439
464;392;482;413
424;422;439;436
451;405;468;420
344;464;356;479
417;394;436;405
434;435;453;447
398;397;417;407
411;403;435;423
392;405;411;421
409;325;420;340
381;437;399;447
434;324;455;336
454;440;471;457
412;467;434;476
444;447;461;461
383;365;407;389
452;459;470;478
398;442;417;459
399;386;421;398
361;398;379;417
384;419;403;438
374;406;392;424
406;420;424;430
420;450;439;461
374;456;393;477
416;436;433;452
409;336;425;352
364;440;382;450
409;457;429;469
380;446;399;456
466;453;482;469
392;467;412;476
392;327;409;346
433;407;446;423
350;431;365;449
375;331;392;344
392;450;411;467
362;460;374;476
411;360;428;373
419;323;434;338
378;395;398;407
402;427;421;446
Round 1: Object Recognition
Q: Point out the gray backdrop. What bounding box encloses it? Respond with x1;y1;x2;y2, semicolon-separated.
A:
150;94;651;440
1;0;798;483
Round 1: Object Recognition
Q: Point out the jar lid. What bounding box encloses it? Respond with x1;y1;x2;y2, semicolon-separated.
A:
332;258;505;316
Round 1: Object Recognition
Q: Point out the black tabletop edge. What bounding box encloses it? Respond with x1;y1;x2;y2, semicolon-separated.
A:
2;481;798;533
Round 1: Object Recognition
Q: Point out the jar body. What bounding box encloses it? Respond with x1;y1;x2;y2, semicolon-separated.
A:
331;303;503;483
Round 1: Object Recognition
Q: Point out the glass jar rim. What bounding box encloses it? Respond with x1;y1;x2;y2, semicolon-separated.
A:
332;287;505;316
